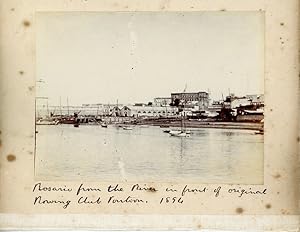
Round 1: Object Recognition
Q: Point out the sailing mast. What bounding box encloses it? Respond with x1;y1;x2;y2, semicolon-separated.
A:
59;96;62;120
46;100;49;118
67;97;70;116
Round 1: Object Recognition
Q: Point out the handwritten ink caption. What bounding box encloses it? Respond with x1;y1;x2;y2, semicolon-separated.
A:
32;182;267;209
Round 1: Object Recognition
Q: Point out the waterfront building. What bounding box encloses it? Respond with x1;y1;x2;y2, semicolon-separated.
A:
153;97;172;107
110;106;122;117
208;101;223;113
246;94;264;106
170;91;209;110
129;105;178;117
120;106;131;117
230;98;252;109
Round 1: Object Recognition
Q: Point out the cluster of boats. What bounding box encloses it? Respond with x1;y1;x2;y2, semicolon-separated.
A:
36;118;263;137
87;122;133;130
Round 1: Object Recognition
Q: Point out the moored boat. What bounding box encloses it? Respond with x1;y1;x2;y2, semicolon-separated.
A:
160;125;170;128
255;129;264;135
101;122;108;128
170;131;190;137
169;130;181;135
36;119;59;125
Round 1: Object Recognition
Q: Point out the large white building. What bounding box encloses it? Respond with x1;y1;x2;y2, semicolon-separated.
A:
127;105;178;117
153;97;172;107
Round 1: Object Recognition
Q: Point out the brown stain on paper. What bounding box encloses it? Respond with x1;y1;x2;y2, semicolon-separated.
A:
7;154;16;162
28;86;34;92
273;173;281;179
23;20;31;27
265;204;272;209
235;207;244;214
281;209;289;215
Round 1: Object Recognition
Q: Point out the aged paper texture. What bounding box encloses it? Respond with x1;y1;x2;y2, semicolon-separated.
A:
0;0;299;230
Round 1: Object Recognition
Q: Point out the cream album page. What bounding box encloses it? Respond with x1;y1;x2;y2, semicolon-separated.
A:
0;0;299;230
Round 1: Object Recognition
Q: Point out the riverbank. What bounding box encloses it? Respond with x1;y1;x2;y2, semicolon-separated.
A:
134;120;264;131
45;116;264;131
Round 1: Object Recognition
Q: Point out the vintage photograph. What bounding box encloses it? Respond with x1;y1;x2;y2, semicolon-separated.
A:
35;12;264;183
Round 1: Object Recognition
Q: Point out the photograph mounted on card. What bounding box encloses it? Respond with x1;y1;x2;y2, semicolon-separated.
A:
35;11;265;184
0;0;299;230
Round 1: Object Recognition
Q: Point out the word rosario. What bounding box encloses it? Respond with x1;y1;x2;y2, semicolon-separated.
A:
32;182;72;193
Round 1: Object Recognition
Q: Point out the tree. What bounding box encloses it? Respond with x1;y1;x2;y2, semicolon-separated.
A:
174;98;180;107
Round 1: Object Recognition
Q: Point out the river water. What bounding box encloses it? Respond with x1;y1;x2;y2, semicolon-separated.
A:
35;124;263;184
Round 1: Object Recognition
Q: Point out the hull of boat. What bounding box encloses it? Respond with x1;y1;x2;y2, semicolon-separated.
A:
170;132;190;137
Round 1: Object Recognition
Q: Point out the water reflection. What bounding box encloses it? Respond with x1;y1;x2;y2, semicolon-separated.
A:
35;124;264;184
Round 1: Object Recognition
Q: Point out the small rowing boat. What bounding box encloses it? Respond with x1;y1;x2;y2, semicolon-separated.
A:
101;122;108;128
170;131;190;137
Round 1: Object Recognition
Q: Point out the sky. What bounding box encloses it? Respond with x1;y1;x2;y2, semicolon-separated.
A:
36;12;264;106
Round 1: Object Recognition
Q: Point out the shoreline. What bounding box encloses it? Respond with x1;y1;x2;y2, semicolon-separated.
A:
134;121;264;131
37;120;264;131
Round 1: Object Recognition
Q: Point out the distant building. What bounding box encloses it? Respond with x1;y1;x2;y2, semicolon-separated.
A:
129;105;178;117
230;98;252;109
110;106;122;117
246;94;264;105
153;97;172;106
171;91;209;110
120;106;131;117
208;101;223;113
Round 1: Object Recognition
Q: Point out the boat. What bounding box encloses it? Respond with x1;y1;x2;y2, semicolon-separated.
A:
160;125;170;128
170;132;190;137
36;119;59;125
169;130;190;137
101;122;108;128
123;126;133;130
169;112;190;137
255;129;264;135
169;130;181;135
